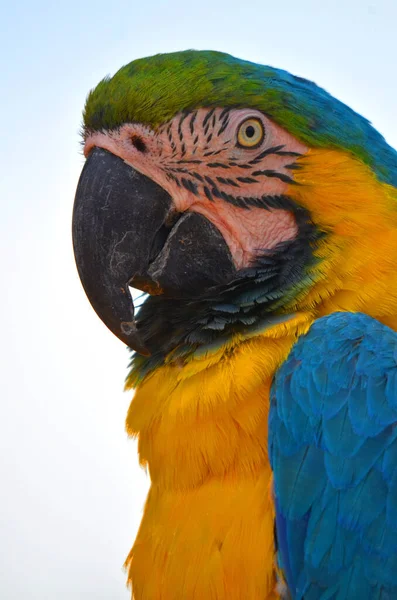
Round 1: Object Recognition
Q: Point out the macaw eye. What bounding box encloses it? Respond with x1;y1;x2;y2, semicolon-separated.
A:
237;118;265;148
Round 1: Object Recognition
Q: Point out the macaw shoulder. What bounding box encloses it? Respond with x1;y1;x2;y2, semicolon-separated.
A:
273;311;397;402
270;312;397;598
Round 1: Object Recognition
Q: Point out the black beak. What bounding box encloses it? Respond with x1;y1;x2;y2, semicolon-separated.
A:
72;147;237;355
72;148;172;355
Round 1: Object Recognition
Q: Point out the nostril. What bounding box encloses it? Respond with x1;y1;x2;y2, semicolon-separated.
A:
130;134;147;153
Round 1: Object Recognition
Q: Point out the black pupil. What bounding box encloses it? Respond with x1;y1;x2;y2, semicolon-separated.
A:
245;125;256;138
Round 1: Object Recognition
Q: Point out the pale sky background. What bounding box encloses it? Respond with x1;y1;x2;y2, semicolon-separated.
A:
1;0;397;598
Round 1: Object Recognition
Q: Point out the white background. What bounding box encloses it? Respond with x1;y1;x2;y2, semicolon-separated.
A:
1;0;397;597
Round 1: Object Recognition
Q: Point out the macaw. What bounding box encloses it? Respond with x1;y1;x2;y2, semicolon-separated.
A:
72;50;397;599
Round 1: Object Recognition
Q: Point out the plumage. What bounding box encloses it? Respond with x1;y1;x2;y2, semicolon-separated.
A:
72;50;397;598
270;313;397;598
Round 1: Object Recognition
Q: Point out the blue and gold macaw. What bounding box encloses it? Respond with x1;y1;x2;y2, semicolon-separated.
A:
72;50;397;599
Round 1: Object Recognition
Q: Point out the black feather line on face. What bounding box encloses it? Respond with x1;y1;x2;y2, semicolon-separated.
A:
252;169;297;185
189;111;197;134
202;108;216;127
128;200;324;380
178;112;188;135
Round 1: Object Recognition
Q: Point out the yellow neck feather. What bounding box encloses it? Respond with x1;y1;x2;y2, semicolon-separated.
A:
290;148;397;328
125;314;311;599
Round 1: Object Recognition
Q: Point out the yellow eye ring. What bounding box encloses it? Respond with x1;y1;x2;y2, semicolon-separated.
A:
237;118;265;148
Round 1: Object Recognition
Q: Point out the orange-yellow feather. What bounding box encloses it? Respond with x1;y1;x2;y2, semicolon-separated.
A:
290;149;397;328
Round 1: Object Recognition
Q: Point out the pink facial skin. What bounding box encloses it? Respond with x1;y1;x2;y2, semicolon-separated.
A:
84;109;308;269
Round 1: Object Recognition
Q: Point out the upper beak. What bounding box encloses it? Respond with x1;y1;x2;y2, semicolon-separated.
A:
72;147;172;355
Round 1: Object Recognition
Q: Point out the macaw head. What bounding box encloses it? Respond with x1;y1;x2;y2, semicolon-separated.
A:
73;50;397;363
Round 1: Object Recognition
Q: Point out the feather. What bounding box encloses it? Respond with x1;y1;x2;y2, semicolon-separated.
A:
270;312;397;598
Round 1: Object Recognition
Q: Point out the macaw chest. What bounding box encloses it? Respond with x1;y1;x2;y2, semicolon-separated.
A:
127;471;278;599
124;341;289;599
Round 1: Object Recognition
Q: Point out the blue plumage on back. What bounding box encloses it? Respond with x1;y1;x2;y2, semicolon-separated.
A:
269;313;397;599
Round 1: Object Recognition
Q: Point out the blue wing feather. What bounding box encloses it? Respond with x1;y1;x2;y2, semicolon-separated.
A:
270;312;397;599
